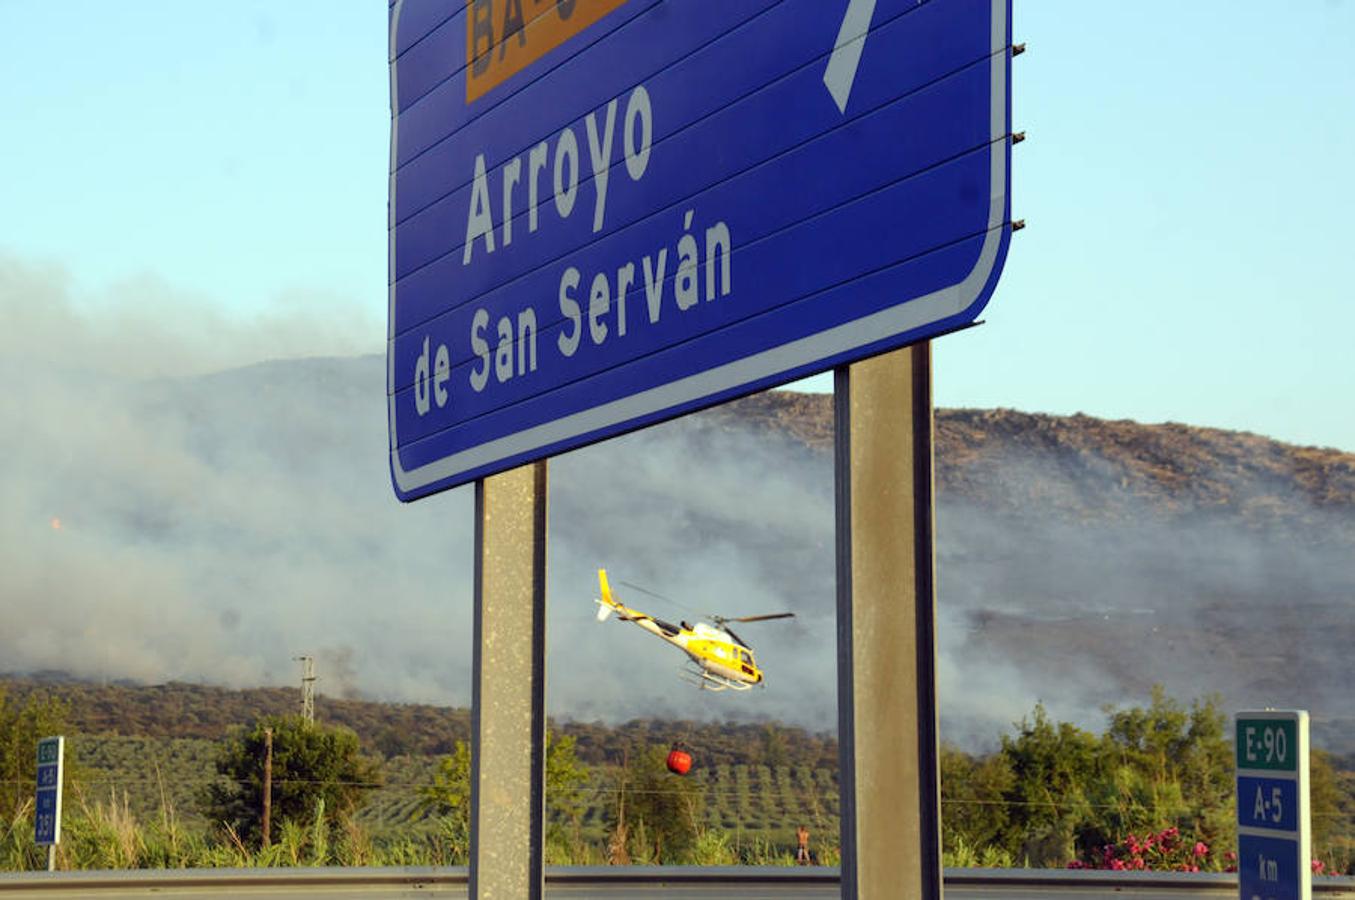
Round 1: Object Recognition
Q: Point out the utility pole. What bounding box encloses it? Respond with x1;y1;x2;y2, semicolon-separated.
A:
293;656;316;725
261;727;273;847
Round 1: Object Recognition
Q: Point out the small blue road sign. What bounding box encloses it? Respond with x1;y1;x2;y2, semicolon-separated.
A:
388;0;1014;499
1236;712;1310;900
34;736;63;846
1239;776;1299;833
1239;834;1303;900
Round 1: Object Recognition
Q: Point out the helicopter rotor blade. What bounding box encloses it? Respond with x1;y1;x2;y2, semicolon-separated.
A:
723;626;751;649
729;612;796;623
617;580;692;610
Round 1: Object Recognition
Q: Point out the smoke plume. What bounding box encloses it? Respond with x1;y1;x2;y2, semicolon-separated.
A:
3;252;1353;752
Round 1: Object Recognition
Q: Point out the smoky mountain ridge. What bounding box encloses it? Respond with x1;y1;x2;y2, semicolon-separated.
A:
4;353;1353;752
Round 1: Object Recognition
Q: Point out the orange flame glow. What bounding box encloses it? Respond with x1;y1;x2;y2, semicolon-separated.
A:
50;517;61;531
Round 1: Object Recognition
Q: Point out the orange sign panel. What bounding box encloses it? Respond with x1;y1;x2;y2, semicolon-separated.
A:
466;0;630;103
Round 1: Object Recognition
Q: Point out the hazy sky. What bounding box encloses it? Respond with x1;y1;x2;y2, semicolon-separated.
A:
2;0;1352;454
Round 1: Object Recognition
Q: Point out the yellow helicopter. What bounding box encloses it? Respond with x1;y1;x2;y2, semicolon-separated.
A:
594;569;795;692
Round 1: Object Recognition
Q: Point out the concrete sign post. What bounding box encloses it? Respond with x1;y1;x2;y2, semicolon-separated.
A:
1236;711;1310;900
35;736;63;872
835;344;941;899
469;461;548;899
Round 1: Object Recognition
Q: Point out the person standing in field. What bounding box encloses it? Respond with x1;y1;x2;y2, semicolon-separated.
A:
796;824;811;865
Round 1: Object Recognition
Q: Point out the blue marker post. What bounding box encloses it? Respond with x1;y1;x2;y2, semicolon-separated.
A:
1236;711;1309;900
34;736;63;872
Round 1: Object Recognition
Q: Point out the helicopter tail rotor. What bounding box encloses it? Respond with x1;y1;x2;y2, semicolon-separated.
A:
595;569;624;623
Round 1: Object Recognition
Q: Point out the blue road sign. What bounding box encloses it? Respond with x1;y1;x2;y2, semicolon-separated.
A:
1236;711;1310;900
1239;833;1303;900
34;789;57;844
1239;776;1299;833
388;0;1014;499
34;736;63;846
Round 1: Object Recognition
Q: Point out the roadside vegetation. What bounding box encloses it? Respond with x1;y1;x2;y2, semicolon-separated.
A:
1;684;1353;872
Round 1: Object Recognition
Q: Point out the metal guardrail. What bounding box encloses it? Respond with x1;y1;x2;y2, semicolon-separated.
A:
0;866;1352;897
947;867;1355;895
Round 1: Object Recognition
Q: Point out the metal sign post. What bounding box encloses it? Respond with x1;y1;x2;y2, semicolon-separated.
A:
470;461;548;900
1236;710;1310;900
835;343;941;899
35;735;64;872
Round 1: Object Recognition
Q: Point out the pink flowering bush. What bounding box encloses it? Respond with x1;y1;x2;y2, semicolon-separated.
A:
1067;826;1216;872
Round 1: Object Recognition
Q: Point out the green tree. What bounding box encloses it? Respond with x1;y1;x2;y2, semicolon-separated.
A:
940;744;1015;854
761;725;789;770
993;691;1241;868
419;741;472;816
419;730;592;864
614;744;704;863
545;732;590;818
1310;749;1348;868
418;740;472;863
1098;688;1233;848
545;731;590;856
998;703;1105;865
0;689;70;823
202;715;379;847
372;724;416;760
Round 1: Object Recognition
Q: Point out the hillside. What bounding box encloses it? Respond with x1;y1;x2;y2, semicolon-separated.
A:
699;392;1355;533
689;391;1355;749
2;679;470;759
0;678;835;770
5;352;1353;751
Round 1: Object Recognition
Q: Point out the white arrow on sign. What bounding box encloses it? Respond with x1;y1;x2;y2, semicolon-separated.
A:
824;0;879;114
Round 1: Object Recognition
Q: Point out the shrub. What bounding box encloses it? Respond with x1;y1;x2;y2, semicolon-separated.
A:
1068;826;1216;872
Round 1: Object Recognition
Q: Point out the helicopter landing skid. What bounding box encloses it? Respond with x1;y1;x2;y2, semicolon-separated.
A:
680;662;752;692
